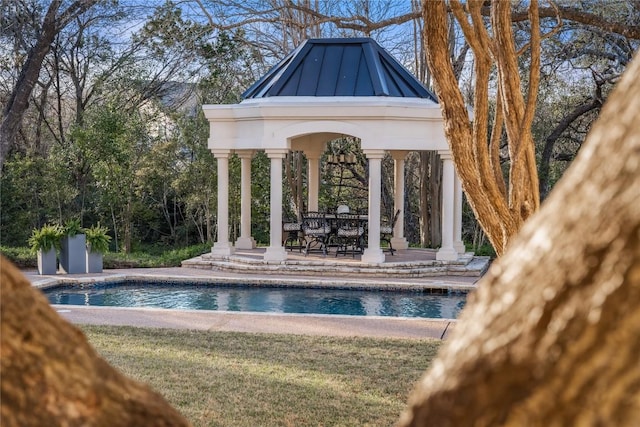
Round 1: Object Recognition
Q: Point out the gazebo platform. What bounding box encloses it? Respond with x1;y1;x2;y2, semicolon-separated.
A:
182;248;490;278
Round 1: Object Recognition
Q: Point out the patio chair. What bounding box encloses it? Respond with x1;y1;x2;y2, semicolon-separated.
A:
380;209;400;255
282;217;303;252
301;212;331;256
336;204;350;214
335;213;366;257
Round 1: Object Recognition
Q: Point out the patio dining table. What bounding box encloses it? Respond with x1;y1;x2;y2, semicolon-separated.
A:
290;212;370;256
323;213;368;229
317;213;368;256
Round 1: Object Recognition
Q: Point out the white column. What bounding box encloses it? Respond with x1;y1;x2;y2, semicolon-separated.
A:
362;150;385;264
235;150;256;249
211;150;235;256
437;152;458;261
453;172;466;254
390;151;409;250
264;149;288;262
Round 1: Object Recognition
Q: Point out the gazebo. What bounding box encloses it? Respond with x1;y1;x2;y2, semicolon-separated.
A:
202;37;464;264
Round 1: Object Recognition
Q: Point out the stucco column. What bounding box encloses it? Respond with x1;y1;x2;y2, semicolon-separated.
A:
235;150;256;249
437;152;458;261
390;151;409;250
305;149;322;212
362;149;385;264
264;149;288;262
453;172;466;254
211;149;235;256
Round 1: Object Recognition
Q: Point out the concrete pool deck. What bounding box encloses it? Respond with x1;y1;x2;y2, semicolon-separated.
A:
26;266;482;340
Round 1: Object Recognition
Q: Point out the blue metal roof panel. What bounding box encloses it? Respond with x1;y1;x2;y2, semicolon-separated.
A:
335;45;361;96
241;37;437;101
361;40;387;96
316;45;342;95
377;48;433;98
354;56;374;96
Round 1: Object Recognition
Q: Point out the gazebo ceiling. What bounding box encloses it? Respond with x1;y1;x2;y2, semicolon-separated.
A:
242;38;437;101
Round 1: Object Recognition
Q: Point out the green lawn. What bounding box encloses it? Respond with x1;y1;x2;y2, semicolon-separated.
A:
81;325;441;427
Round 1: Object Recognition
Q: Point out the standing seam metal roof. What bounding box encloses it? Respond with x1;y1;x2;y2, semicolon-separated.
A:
242;38;437;101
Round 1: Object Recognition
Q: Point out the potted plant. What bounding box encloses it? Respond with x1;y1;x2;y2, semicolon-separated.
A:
28;224;63;275
59;218;86;274
84;224;111;273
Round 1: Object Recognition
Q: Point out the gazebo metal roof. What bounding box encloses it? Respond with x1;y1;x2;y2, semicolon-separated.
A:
242;38;437;101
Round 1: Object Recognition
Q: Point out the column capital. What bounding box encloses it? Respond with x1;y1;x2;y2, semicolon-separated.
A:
236;149;255;159
390;150;409;161
438;150;453;160
211;149;233;158
363;149;386;160
265;149;289;159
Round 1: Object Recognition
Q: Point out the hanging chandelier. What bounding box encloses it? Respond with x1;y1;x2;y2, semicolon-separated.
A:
326;153;357;165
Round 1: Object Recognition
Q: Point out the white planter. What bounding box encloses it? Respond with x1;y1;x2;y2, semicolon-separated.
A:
37;248;57;275
86;250;103;273
59;234;86;274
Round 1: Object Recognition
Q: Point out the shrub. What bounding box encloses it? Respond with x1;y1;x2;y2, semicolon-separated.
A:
0;246;35;268
103;243;209;268
63;218;83;236
84;224;112;254
27;224;63;254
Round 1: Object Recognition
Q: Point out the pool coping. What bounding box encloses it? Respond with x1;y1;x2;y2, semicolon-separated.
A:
51;305;457;340
27;267;478;293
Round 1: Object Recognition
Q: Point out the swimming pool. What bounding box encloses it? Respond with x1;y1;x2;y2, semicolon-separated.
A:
44;281;467;319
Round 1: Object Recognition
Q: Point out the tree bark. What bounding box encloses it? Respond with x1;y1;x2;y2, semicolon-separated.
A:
0;257;191;427
399;49;640;427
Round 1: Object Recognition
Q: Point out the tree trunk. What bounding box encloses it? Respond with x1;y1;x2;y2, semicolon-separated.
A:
123;196;132;253
0;257;191;426
296;151;304;215
0;0;60;169
419;152;429;246
0;0;99;170
419;151;442;248
538;96;602;199
428;152;442;248
422;0;542;256
399;49;640;427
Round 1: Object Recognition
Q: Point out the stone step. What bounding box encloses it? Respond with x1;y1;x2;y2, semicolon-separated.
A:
182;255;490;278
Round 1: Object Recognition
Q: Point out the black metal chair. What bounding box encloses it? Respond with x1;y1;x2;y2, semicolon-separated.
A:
282;217;303;252
335;213;366;257
301;212;331;256
380;209;400;255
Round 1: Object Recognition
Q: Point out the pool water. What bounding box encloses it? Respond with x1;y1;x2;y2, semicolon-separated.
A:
44;282;467;319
